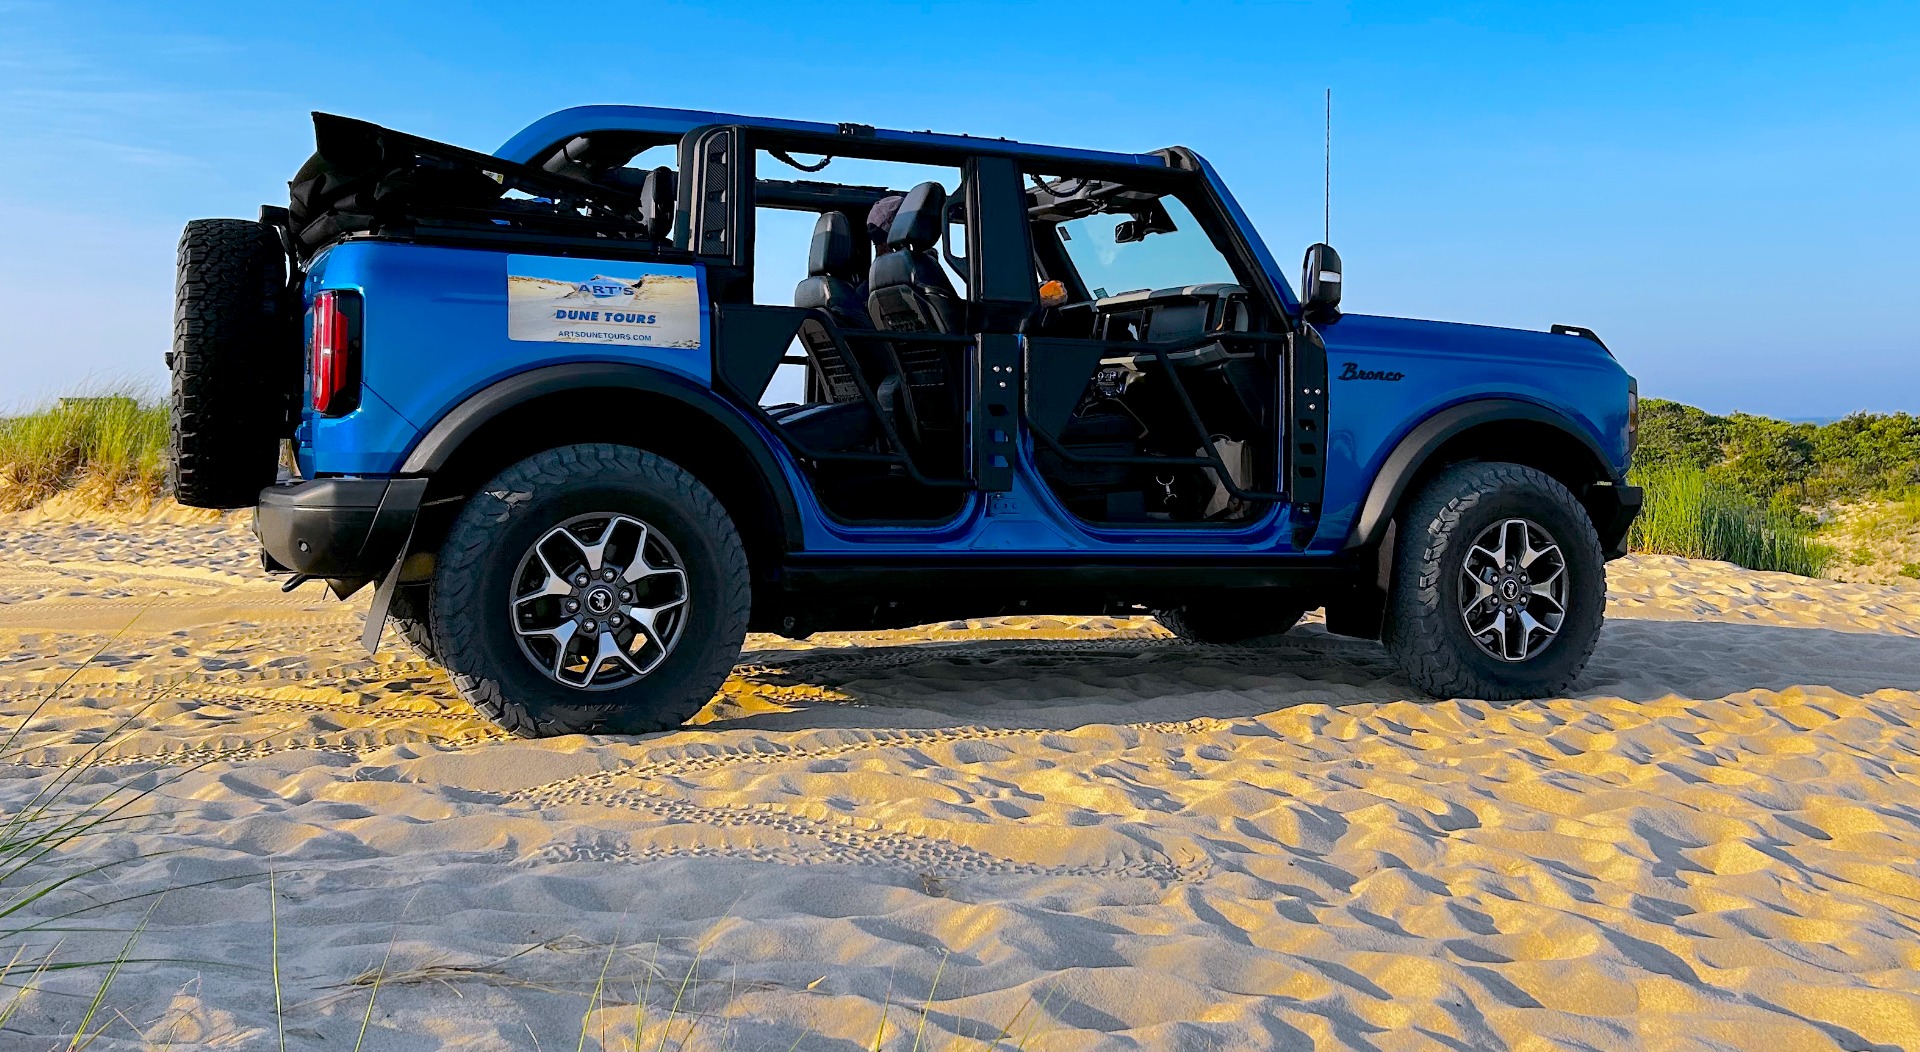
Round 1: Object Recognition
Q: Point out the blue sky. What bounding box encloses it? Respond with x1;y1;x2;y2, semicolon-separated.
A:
1;0;1915;417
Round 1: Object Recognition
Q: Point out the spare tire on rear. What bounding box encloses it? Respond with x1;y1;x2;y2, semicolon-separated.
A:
169;218;298;509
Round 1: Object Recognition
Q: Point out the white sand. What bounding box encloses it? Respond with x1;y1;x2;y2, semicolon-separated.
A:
3;519;1920;1050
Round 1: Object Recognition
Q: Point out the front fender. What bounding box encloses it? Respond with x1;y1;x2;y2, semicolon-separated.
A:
1343;398;1619;551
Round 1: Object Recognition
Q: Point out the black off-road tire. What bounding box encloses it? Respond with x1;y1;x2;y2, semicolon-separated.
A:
170;219;295;509
1157;602;1308;645
1383;462;1606;699
387;585;436;661
428;444;751;738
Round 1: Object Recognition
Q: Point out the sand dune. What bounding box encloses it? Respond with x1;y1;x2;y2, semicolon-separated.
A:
3;518;1920;1050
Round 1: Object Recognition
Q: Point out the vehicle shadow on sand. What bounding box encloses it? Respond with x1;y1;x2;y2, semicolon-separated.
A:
711;616;1920;733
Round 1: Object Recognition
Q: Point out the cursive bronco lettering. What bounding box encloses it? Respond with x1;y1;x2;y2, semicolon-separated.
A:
1338;362;1404;382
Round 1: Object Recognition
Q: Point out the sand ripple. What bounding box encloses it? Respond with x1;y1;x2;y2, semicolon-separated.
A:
3;520;1920;1049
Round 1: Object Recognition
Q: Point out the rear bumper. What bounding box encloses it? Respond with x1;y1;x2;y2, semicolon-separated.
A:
255;477;426;579
1586;481;1643;559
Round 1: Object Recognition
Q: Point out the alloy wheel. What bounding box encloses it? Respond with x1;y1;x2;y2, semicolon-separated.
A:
508;512;689;690
1458;517;1568;662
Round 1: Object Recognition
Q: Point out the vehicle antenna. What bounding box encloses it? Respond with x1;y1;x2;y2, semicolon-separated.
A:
1323;87;1332;245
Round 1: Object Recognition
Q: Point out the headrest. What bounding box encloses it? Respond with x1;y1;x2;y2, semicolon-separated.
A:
639;166;676;240
599;166;648;193
866;195;903;252
887;182;945;251
807;212;857;278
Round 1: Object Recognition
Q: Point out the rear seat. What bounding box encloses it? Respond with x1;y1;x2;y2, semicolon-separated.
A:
599;165;676;242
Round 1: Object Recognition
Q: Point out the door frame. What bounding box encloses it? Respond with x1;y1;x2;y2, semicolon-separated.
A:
683;126;1040;499
1006;160;1301;528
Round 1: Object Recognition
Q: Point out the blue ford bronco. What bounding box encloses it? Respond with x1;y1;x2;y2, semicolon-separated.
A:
168;107;1641;738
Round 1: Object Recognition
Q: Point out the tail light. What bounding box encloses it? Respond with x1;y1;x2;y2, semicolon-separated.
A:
1626;376;1640;459
309;290;363;417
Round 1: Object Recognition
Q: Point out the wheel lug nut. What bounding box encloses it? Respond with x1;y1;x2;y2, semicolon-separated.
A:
602;569;617;581
583;619;597;632
619;590;632;601
574;574;589;587
565;599;579;612
610;614;623;627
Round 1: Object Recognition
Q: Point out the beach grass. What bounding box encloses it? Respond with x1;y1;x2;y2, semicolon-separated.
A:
548;930;1047;1051
1878;486;1920;531
0;389;168;511
1628;463;1831;576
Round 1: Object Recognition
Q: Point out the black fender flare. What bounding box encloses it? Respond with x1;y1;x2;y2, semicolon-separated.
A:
398;362;804;549
1343;398;1619;552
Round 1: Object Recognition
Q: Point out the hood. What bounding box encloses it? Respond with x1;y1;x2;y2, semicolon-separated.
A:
1315;313;1616;367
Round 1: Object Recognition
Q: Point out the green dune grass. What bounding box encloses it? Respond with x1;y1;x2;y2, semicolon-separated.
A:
1627;464;1831;577
0;391;168;511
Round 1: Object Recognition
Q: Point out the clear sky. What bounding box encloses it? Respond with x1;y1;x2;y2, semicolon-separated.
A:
2;0;1915;417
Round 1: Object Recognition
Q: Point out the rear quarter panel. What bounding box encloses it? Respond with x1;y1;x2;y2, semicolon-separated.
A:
298;241;710;477
1311;313;1632;552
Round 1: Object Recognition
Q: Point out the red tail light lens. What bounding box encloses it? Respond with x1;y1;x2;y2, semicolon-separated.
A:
1626;376;1640;458
309;290;362;417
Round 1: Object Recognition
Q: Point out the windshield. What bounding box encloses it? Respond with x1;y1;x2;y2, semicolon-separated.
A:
1053;195;1236;299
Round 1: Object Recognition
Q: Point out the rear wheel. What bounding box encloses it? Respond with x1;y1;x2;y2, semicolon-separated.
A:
1383;462;1605;699
388;585;435;661
428;444;750;737
1156;601;1307;645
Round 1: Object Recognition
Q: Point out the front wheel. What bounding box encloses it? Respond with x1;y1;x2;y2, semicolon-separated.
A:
428;444;751;737
1383;462;1605;700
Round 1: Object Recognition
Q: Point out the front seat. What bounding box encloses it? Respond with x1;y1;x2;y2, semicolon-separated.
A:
793;211;870;329
866;182;965;431
866;181;962;333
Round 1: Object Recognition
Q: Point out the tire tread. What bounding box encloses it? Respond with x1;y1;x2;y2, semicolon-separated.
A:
170;219;292;509
1383;462;1605;699
429;444;750;738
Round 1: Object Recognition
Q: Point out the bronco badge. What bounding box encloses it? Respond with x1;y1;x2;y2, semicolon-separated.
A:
1338;362;1405;381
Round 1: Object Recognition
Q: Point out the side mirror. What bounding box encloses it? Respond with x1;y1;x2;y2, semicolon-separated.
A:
1301;243;1342;321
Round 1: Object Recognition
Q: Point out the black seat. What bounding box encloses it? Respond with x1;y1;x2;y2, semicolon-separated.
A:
600;166;675;242
772;211;886;453
866;182;965;432
793;212;870;329
789;211;879;407
768;400;876;453
867;182;962;334
638;166;675;241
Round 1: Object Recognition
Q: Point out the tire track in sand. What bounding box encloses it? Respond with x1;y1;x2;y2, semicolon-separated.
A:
523;787;1198;882
516;637;1331;798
